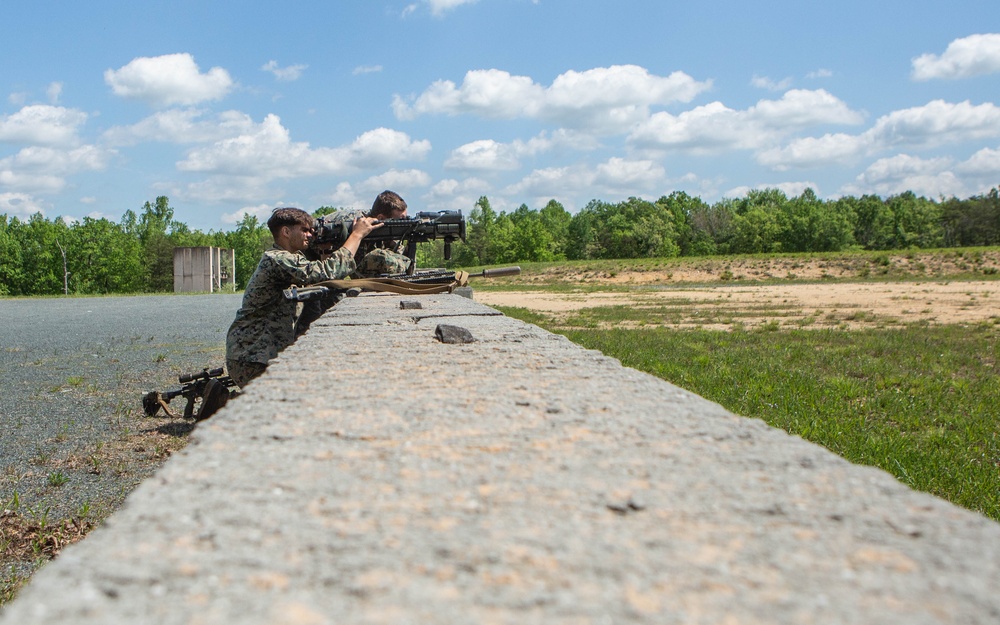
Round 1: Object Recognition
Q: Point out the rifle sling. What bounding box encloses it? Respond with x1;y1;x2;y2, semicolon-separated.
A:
313;271;469;296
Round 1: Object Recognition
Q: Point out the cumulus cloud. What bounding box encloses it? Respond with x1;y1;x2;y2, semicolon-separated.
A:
102;109;256;146
0;145;113;194
444;134;554;171
629;89;863;155
220;202;282;225
0;105;88;147
956;146;1000;177
868;99;1000;148
426;176;491;204
393;65;712;134
844;153;965;198
760;99;1000;169
912;33;1000;80
105;53;234;107
0;192;48;218
178;116;430;179
261;60;308;81
506;157;665;207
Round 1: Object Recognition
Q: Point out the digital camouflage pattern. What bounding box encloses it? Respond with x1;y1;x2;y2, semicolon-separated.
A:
226;245;357;368
320;210;411;276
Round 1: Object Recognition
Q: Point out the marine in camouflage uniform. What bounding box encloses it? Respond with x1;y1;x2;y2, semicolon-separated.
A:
294;191;413;337
225;245;357;387
225;207;380;389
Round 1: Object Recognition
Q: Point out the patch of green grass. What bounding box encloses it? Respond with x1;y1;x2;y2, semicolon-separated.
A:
503;306;1000;521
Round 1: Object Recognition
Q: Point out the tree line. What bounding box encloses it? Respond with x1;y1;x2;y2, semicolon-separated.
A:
2;187;999;297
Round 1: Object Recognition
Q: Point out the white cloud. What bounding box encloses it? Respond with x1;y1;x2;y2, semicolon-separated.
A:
844;154;965;198
102;109;256;146
0;192;47;218
427;0;479;16
912;33;1000;80
261;60;308;81
956;146;1000;177
751;74;793;91
220;203;281;225
180;176;278;206
0;104;88;147
444;134;553;171
758;100;1000;170
0;145;113;194
46;82;63;104
178;116;430;179
353;65;383;75
393;65;712;133
423;176;493;212
593;157;666;194
867;99;1000;148
105;53;234;107
629;89;863;155
506;157;666;207
359;168;432;192
347;127;432;169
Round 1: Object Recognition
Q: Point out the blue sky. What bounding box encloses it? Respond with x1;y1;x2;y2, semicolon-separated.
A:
2;0;999;231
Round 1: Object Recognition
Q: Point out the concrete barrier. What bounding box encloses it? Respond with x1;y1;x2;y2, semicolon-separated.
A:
2;293;999;624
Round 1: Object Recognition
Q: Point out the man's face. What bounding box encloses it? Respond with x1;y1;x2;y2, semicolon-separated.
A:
284;223;313;253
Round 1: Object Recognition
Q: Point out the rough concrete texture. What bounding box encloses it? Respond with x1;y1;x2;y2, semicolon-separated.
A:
2;293;999;624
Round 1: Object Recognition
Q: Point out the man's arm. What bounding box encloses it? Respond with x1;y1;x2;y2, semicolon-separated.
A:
339;216;382;256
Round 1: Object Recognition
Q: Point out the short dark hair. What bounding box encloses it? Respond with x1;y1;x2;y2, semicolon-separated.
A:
267;207;314;236
370;190;407;219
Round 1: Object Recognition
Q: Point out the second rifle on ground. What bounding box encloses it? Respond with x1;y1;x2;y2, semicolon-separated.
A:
142;367;236;420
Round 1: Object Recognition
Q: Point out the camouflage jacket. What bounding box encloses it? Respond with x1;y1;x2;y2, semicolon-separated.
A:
226;245;356;365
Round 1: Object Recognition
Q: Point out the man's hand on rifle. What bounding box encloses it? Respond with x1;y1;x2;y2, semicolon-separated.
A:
341;216;383;256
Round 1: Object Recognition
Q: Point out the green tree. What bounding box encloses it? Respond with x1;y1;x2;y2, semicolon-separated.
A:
16;214;71;295
0;215;25;295
690;199;736;255
505;204;556;262
729;207;783;254
566;201;602;260
779;188;855;252
127;196;178;291
68;217;145;293
885;191;943;249
466;196;500;265
538;200;571;260
657;191;711;256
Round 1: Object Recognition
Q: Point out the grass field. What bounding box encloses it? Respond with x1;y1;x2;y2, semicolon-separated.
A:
480;249;1000;522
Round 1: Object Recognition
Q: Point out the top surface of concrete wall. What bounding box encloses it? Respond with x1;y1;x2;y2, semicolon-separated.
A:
2;293;998;624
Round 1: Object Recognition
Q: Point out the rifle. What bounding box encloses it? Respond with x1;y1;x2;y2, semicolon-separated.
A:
313;210;466;274
283;266;522;302
142;367;236;419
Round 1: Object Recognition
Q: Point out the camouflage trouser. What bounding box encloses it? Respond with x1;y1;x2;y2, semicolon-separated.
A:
226;359;268;389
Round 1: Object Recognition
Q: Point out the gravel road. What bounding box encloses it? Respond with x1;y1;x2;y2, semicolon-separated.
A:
0;293;242;522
